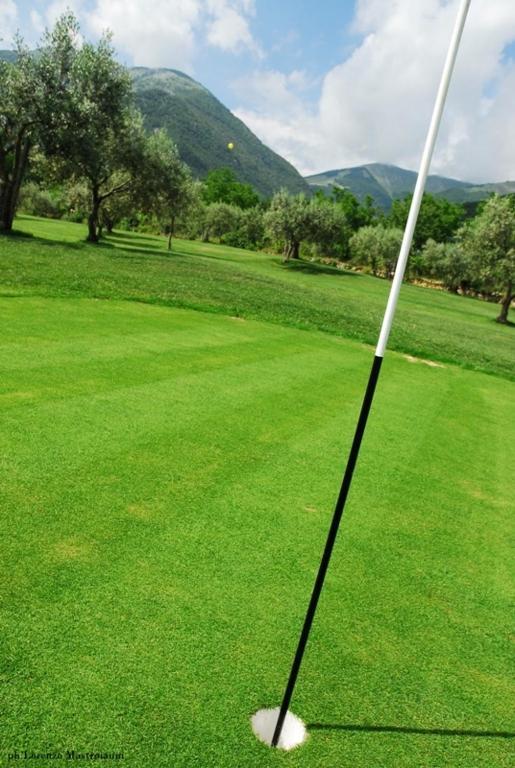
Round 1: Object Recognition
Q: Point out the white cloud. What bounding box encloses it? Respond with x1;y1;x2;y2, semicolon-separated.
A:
84;0;261;71
233;69;321;169
233;0;515;182
206;0;262;57
0;0;19;45
87;0;201;70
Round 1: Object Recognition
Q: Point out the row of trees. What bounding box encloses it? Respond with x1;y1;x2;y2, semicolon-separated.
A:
184;186;512;323
1;14;193;245
2;15;513;322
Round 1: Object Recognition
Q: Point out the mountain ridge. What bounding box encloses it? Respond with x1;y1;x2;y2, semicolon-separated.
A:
2;49;513;204
306;162;515;208
131;66;309;197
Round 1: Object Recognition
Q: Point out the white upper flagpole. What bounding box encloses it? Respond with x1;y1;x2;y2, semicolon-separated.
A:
254;0;473;752
376;0;472;357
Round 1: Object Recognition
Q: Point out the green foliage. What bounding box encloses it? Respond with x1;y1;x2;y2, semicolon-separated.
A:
201;167;260;209
349;225;403;278
459;194;515;322
203;202;241;241
18;182;65;219
421;238;475;293
264;190;313;260
0;13;80;231
389;193;465;249
130;129;194;247
308;198;350;258
220;206;265;250
51;34;143;241
330;187;378;230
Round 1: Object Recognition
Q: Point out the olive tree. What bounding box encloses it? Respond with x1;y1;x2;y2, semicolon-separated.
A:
132;129;194;250
349;225;403;278
264;191;313;261
0;14;79;232
309;200;349;258
459;195;515;323
55;35;143;242
421;238;474;294
202;202;241;242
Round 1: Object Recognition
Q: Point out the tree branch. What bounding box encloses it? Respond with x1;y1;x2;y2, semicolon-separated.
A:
99;179;132;202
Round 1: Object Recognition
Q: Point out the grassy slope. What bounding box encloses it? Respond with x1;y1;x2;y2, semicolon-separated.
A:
1;216;514;381
1;218;514;767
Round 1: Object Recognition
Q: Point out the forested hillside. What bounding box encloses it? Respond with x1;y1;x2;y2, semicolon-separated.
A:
132;67;308;198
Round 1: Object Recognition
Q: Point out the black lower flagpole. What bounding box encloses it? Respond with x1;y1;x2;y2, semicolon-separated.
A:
268;0;471;749
270;355;383;747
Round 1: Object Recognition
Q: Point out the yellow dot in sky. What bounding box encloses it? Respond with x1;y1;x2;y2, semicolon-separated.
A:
227;142;235;150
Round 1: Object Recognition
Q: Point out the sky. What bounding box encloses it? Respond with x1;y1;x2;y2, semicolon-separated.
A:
2;0;515;183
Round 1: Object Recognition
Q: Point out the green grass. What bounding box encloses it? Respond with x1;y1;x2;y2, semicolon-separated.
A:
1;217;514;767
1;215;514;381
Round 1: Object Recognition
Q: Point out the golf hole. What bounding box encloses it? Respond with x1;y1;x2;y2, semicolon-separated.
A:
251;708;307;750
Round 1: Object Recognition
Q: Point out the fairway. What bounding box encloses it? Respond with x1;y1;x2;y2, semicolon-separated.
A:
1;287;513;766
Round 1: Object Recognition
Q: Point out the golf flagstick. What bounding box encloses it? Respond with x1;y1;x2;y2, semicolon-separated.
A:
266;0;472;750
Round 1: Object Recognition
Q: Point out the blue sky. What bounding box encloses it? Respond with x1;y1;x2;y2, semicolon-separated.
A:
2;1;515;181
6;0;358;106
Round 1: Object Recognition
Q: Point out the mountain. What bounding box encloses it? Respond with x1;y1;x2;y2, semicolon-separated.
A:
131;67;308;198
306;163;515;209
0;52;308;198
0;49;18;63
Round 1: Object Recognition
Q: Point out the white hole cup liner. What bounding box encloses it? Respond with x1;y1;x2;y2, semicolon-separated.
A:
251;708;307;750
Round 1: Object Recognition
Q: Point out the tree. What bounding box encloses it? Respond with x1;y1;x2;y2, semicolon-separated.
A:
174;183;207;240
201;167;260;209
0;14;79;232
331;188;378;231
389;193;465;249
349;225;403;278
132;129;194;250
264;190;312;261
459;194;515;323
221;206;265;250
421;238;474;294
309;200;349;257
203;203;241;242
53;33;143;242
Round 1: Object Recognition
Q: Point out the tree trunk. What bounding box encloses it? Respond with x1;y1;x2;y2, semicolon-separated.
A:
283;240;299;262
0;135;30;233
496;280;513;324
87;186;101;243
168;215;175;251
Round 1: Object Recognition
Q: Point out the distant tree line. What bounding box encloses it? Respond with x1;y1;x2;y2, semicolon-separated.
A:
1;14;513;323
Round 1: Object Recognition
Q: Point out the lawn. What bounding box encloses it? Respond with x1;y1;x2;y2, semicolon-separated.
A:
0;218;514;767
1;215;514;381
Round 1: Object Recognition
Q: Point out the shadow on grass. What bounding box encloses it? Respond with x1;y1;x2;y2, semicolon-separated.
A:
308;723;515;739
2;229;36;240
105;232;167;252
108;230;164;245
4;231;85;251
282;260;358;278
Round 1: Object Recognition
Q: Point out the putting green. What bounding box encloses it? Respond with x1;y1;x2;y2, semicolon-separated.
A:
1;296;513;767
